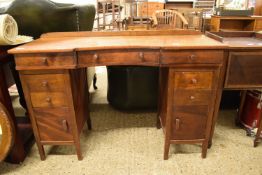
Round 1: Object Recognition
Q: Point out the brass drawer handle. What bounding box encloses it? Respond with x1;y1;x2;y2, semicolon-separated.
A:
45;97;52;103
190;96;195;100
62;119;69;132
139;52;144;61
175;119;180;130
191;78;197;84
188;54;196;61
42;81;48;87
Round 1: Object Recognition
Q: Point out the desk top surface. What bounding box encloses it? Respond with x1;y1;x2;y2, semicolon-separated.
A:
8;31;227;54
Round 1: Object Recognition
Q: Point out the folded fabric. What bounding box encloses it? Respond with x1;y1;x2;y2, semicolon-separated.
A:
0;14;32;45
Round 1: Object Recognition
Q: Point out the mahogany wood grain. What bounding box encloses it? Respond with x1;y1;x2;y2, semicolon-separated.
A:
174;71;213;90
161;50;223;65
9;31;229;160
19;69;90;160
34;107;73;142
30;92;68;108
225;52;262;88
9;32;226;56
24;74;65;92
15;53;76;70
78;49;160;67
171;105;208;140
173;90;212;106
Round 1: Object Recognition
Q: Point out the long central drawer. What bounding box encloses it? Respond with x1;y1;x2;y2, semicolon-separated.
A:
78;49;160;66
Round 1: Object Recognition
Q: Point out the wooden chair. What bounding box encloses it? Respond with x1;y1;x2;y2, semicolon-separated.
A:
152;9;188;29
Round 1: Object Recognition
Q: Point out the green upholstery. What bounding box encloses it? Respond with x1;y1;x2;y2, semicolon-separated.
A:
0;0;96;38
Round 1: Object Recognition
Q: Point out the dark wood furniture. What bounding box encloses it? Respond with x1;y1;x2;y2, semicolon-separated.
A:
254;112;262;147
8;30;227;160
206;31;262;147
210;15;262;32
0;102;14;162
0;46;34;163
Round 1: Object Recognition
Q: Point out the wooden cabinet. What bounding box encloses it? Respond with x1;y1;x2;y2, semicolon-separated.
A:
159;51;223;159
225;52;262;88
210;15;262;32
19;69;91;160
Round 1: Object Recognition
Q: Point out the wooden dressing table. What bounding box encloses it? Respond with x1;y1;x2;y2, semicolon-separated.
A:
8;30;228;160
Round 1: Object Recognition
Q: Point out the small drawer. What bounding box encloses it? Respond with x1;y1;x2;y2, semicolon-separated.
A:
173;90;212;106
30;92;68;108
24;74;65;92
15;53;76;70
78;49;159;66
174;71;213;90
34;108;73;142
161;50;223;64
171;105;208;140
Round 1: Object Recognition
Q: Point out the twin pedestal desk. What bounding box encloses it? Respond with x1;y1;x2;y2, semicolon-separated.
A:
8;30;262;160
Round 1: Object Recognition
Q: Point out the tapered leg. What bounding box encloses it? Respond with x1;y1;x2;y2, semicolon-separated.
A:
87;115;92;130
37;144;46;160
156;115;161;129
201;141;208;158
163;141;170;160
75;142;83;161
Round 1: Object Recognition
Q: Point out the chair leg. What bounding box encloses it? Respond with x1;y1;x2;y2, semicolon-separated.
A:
93;73;98;90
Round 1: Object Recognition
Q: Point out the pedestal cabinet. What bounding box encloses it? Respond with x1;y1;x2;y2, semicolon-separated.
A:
19;68;91;160
158;50;223;159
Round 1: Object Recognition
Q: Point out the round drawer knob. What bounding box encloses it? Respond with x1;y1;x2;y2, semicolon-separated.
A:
190;96;195;100
139;52;144;61
42;81;48;87
42;58;48;65
93;53;99;60
191;78;197;84
188;54;196;61
46;97;52;103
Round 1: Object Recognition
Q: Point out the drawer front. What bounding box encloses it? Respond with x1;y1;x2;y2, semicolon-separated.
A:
174;71;213;90
225;52;262;88
173;90;212;106
15;53;76;70
34;108;73;142
255;19;262;31
78;49;159;66
25;74;65;92
161;50;223;64
31;92;67;108
171;106;208;140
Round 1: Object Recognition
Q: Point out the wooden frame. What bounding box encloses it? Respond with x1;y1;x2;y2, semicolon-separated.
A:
0;102;14;162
